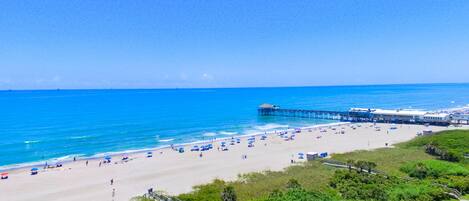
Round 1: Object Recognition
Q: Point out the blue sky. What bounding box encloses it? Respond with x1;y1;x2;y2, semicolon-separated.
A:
1;0;468;89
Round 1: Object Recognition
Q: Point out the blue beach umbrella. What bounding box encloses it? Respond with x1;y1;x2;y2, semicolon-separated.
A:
31;167;38;171
104;156;111;160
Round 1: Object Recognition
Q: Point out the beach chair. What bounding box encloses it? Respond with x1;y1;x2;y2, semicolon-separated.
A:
31;168;39;175
1;172;8;179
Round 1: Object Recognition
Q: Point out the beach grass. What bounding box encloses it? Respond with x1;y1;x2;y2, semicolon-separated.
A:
331;147;435;177
177;161;336;201
171;129;469;201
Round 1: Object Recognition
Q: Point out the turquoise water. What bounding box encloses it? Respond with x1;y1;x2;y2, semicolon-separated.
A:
1;83;468;168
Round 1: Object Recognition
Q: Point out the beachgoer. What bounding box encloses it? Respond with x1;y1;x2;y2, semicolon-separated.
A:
199;153;203;158
99;162;102;167
73;157;76;162
112;188;115;198
111;179;114;185
86;160;88;166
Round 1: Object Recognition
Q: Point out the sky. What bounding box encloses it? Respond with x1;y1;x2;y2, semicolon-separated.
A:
1;0;469;90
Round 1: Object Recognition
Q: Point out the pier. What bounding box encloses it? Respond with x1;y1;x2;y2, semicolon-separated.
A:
258;104;468;126
258;104;357;121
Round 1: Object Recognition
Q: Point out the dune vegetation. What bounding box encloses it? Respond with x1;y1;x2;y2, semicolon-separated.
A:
134;129;469;201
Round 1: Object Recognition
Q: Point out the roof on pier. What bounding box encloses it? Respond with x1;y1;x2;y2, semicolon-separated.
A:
371;109;427;116
259;103;277;109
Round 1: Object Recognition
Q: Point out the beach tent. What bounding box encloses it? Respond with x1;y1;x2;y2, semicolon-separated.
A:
55;161;63;167
178;147;185;153
320;152;328;158
306;152;319;161
104;156;112;163
31;167;39;175
147;151;153;158
248;141;254;147
236;138;241;143
1;172;8;179
191;146;200;151
298;153;305;159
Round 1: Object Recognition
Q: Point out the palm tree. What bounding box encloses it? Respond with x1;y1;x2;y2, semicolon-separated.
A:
355;160;366;173
366;161;377;173
221;186;237;201
346;159;355;172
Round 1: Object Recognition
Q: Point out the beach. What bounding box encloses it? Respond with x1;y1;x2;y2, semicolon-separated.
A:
0;123;461;201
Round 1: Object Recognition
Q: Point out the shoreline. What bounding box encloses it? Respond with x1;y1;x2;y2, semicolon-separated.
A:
0;122;349;172
1;123;463;201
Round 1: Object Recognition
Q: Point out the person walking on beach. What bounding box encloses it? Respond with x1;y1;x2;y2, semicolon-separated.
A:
110;179;114;185
86;160;88;166
112;188;115;200
99;162;102;167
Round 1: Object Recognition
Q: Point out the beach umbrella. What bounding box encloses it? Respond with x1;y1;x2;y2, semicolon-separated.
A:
31;167;38;171
1;172;8;179
104;156;111;160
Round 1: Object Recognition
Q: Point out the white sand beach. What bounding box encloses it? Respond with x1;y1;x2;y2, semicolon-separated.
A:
0;123;461;201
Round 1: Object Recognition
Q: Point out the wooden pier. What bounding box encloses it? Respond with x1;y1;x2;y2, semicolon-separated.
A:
257;103;460;126
257;104;368;122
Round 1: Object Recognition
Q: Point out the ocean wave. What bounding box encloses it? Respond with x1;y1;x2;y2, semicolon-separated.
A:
254;123;289;131
0;154;85;171
203;132;217;137
158;138;175;143
69;135;90;140
24;140;40;144
219;131;238;135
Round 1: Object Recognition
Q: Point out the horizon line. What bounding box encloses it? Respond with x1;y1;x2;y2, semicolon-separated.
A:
1;82;468;92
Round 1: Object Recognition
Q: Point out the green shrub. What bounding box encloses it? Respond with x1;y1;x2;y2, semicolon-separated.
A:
387;182;451;201
401;160;469;179
178;179;225;201
402;130;469;163
329;170;391;201
221;186;237;201
261;188;339;201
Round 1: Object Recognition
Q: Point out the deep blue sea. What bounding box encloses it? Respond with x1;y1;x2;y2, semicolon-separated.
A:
1;83;469;168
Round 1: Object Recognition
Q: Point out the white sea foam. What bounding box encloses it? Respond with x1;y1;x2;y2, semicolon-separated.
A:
159;138;175;143
219;131;238;135
254;123;289;130
203;132;217;137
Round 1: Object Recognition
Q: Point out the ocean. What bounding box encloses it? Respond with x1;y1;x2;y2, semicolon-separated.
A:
1;83;468;169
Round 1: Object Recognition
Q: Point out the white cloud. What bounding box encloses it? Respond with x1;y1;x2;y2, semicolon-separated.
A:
201;73;214;81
